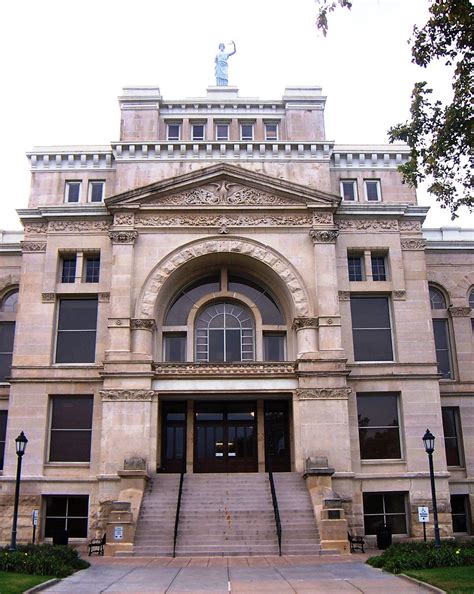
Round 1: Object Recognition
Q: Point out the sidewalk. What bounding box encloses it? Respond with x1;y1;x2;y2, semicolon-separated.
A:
40;553;434;593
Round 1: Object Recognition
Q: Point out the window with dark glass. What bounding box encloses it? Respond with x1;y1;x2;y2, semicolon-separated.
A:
363;492;407;535
350;296;393;361
442;407;463;466
49;395;93;462
84;254;100;283
371;256;387;281
55;298;98;364
263;332;286;361
0;322;15;382
44;495;88;538
1;290;18;313
167;123;180;141
61;255;77;283
364;180;381;201
216;124;229;141
264;122;278;141
469;289;474;309
429;286;446;310
192;124;205;141
228;275;284;324
163;333;186;362
165;276;221;326
433;319;452;378
451;495;471;534
348;255;363;281
89;181;104;203
341;180;357;201
65;181;81;203
240;123;254;141
357;393;401;459
0;410;7;471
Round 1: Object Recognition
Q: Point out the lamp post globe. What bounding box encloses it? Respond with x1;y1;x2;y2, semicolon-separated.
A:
422;429;435;454
10;431;28;551
423;428;441;548
15;431;28;456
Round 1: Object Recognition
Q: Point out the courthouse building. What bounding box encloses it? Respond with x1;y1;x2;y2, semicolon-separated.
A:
0;85;473;554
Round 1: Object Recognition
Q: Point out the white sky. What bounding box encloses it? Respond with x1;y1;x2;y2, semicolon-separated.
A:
0;0;471;230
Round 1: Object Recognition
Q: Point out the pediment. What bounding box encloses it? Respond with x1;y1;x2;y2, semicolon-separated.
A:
106;164;339;210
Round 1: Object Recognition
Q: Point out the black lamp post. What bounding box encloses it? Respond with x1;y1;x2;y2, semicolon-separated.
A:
10;431;28;551
422;428;441;548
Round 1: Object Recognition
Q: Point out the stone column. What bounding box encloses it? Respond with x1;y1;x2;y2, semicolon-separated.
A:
107;230;137;357
292;317;319;359
131;319;156;359
309;228;342;356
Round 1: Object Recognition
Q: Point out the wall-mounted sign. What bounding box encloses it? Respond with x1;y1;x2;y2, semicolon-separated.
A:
114;526;124;540
418;506;429;523
32;510;38;526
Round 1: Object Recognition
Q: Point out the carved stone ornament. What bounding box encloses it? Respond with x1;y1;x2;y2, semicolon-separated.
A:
399;221;422;232
131;319;156;331
24;222;48;234
21;241;47;252
149;182;299;206
135;213;312;228
295;388;351;400
124;457;147;470
312;212;333;226
336;219;398;231
98;292;110;303
393;290;407;300
48;220;110;232
338;291;350;301
154;362;296;376
292;317;319;330
401;239;426;250
41;292;56;302
100;390;155;401
309;229;339;244
139;238;310;317
108;230;138;244
114;213;134;226
449;306;472;317
318;316;340;327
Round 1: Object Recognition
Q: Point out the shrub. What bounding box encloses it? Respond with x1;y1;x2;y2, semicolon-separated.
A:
0;544;89;578
367;540;474;574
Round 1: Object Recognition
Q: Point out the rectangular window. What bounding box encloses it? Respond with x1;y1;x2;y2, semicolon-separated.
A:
240;123;254;141
433;319;452;379
163;333;186;362
65;181;81;203
61;255;77;283
192;124;205;141
371;256;387;281
363;492;407;535
88;181;105;203
348;255;364;281
341;180;357;201
442;407;462;466
0;410;7;470
265;123;278;141
364;180;381;202
263;332;286;361
0;322;15;382
451;495;470;534
216;124;229;141
167;123;181;141
56;298;98;364
84;254;100;283
49;395;93;462
357;393;401;459
44;495;88;538
351;296;393;361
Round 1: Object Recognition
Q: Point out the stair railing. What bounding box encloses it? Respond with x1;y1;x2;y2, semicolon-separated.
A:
172;469;185;557
267;457;282;556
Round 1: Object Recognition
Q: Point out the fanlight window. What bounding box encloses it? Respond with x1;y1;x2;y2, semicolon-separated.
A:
196;302;254;362
1;290;19;313
429;286;446;310
469;289;474;309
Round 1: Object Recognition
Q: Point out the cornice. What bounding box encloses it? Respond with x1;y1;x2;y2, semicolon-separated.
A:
153;362;296;377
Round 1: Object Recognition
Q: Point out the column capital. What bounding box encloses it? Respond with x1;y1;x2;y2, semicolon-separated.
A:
309;228;339;244
108;230;138;244
131;318;156;331
292;317;319;330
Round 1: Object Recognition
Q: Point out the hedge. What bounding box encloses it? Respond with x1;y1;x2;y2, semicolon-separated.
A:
0;544;89;578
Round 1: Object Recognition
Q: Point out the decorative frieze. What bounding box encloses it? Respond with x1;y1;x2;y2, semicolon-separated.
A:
108;230;138;244
336;219;398;231
41;292;56;302
292;317;319;330
131;319;156;331
98;292;110;303
312;212;333;225
154;362;296;376
24;223;48;234
114;213;135;226
134;213;313;228
295;388;351;400
21;241;46;252
100;390;154;401
338;291;351;301
399;221;422;232
49;220;110;232
309;229;339;243
393;290;407;300
401;239;426;251
449;306;471;317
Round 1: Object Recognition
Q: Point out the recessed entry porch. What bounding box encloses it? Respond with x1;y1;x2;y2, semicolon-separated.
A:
158;394;293;474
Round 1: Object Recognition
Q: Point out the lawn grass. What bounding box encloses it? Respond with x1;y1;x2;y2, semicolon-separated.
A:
0;571;54;594
404;565;474;593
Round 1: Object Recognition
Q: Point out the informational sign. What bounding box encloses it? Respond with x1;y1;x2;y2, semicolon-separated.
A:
32;510;38;526
418;506;429;523
114;526;124;540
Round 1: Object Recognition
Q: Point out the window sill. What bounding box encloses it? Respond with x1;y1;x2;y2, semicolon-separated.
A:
44;462;90;467
361;459;405;465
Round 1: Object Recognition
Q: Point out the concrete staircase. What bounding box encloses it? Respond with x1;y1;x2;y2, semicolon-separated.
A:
133;472;321;556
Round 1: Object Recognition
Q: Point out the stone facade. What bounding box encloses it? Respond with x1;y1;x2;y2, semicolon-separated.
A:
0;86;473;549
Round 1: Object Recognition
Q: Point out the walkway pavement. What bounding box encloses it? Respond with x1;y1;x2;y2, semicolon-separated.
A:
41;554;434;593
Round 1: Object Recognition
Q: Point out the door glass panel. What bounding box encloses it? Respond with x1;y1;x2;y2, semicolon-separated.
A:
226;329;241;361
228;427;236;457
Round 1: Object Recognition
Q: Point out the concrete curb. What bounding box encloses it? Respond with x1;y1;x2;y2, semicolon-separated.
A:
399;573;446;593
23;578;60;593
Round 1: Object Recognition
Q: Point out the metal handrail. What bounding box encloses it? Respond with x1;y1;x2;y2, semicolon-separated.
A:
172;470;185;557
267;462;282;556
